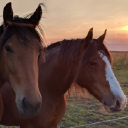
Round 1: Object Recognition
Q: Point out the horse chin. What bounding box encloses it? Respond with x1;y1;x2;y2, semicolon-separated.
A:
18;112;37;119
103;105;122;113
18;108;40;118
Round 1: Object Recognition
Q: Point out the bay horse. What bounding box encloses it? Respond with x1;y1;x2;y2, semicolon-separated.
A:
0;3;45;118
0;29;127;127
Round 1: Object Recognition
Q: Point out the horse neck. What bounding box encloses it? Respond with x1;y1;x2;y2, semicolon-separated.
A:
39;41;85;98
60;40;84;72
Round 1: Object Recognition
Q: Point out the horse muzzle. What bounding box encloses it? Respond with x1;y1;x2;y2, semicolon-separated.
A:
103;97;127;113
16;95;42;117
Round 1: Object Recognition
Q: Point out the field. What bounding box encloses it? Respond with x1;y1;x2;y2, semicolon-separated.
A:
1;51;128;128
58;51;128;128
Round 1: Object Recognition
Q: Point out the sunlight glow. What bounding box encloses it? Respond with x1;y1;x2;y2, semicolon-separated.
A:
120;25;128;31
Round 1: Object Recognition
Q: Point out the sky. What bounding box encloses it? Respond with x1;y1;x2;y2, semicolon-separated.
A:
0;0;128;51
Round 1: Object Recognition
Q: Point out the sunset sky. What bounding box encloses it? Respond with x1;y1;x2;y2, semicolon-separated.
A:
0;0;128;51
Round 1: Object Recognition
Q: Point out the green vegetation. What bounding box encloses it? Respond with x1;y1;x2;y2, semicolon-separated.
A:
1;51;128;128
58;51;128;128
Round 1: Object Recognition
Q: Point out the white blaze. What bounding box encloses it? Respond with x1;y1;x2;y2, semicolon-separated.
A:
98;51;126;106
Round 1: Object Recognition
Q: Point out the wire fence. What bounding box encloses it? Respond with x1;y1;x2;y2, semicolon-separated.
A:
1;115;128;128
68;116;128;128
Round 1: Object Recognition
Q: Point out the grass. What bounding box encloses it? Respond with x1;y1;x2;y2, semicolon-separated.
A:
1;51;128;128
112;51;128;84
58;51;128;128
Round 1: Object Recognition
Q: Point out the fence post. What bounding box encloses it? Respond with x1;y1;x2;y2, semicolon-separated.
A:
125;54;127;66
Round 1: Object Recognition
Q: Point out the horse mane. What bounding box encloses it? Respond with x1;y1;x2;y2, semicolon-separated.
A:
47;38;95;98
59;39;85;65
47;39;85;76
0;15;44;51
47;41;61;50
97;40;113;64
47;38;88;98
46;37;112;99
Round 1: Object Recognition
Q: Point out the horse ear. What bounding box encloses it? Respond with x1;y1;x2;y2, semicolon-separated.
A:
98;29;107;43
85;28;93;46
3;2;13;27
28;4;43;27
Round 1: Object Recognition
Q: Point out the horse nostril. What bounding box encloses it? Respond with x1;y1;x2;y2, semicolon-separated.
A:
18;97;42;117
116;99;121;109
22;97;41;111
103;101;107;106
22;97;30;109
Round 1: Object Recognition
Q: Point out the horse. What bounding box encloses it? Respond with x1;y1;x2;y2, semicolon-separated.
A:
0;2;45;118
0;26;126;128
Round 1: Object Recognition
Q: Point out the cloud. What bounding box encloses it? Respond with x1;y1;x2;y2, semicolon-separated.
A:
67;22;87;33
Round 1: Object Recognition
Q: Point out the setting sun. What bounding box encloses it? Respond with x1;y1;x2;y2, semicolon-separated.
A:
0;0;128;51
120;25;128;30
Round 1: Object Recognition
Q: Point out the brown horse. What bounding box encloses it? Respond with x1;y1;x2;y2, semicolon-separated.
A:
0;29;127;127
0;3;45;118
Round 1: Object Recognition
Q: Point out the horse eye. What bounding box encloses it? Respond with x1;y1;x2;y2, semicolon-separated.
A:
88;61;96;67
5;46;13;52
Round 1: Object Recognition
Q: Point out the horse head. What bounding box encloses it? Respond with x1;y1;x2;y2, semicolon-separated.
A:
0;2;44;117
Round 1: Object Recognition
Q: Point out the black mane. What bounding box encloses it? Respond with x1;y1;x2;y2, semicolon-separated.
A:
59;39;85;61
47;39;86;66
58;39;86;79
0;15;44;49
47;38;112;65
47;38;85;50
